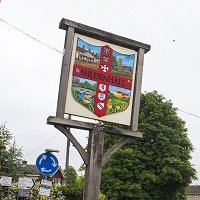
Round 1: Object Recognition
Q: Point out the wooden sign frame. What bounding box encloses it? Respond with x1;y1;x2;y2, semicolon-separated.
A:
47;18;150;200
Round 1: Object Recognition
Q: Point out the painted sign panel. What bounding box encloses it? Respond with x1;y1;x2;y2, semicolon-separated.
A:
65;34;137;125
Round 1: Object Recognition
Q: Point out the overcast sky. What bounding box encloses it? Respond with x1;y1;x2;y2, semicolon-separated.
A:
1;0;200;183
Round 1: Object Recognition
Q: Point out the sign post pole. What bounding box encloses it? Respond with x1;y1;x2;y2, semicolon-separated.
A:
83;129;104;200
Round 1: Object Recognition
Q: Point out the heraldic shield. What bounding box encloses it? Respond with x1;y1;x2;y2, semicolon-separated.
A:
71;37;136;117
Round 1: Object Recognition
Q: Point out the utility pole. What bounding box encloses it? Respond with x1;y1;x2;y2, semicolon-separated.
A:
65;137;70;183
65;114;71;183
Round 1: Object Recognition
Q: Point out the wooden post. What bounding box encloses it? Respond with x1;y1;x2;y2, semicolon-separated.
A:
56;26;74;117
130;48;145;131
83;129;104;200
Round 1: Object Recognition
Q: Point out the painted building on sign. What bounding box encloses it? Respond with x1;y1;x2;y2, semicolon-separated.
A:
76;46;100;64
114;58;133;74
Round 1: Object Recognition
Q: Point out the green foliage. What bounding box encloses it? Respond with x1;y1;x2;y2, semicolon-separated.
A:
50;184;65;200
64;165;79;185
0;123;12;147
78;163;86;173
0;124;11;173
56;166;84;199
101;91;197;200
57;183;82;200
0;182;18;200
100;193;108;200
0;124;24;180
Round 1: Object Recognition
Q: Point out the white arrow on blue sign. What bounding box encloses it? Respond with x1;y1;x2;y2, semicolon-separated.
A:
36;153;59;176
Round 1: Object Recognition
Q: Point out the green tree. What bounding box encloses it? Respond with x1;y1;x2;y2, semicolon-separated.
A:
64;165;78;185
101;91;196;200
0;123;24;181
0;123;12;176
58;166;84;200
0;123;12;147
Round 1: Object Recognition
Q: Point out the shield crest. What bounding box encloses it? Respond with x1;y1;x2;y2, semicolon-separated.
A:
71;37;135;117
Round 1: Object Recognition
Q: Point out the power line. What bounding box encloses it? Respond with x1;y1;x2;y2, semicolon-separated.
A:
0;107;53;120
177;108;200;119
24;133;60;157
0;19;63;54
14;126;47;137
0;106;52;114
1;105;200;121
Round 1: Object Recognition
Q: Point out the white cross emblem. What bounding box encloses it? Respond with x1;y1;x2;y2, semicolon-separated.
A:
101;64;109;72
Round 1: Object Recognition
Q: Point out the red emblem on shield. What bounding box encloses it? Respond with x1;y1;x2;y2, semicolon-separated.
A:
72;37;135;117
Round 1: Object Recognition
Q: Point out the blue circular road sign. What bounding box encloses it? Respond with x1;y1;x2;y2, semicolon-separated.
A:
36;153;59;176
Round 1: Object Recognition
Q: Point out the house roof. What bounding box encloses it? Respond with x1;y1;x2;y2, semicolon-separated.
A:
76;46;99;59
51;166;65;179
187;185;200;194
77;46;86;53
24;164;40;175
23;164;65;178
81;51;95;59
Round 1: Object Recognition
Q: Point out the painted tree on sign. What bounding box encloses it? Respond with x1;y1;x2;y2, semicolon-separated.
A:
101;91;196;200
